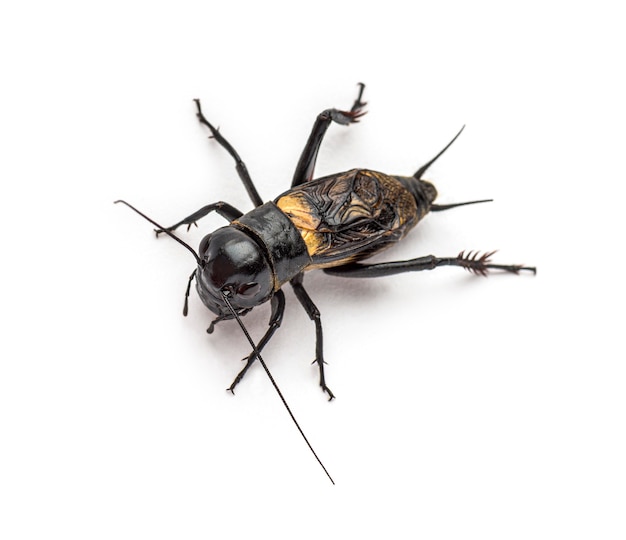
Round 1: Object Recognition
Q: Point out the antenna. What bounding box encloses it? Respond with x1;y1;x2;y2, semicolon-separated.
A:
221;291;335;485
114;200;202;265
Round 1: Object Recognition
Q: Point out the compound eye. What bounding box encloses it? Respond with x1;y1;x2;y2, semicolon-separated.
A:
237;282;260;297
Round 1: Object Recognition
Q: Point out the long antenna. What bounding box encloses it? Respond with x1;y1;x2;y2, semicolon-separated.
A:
221;291;335;485
114;200;202;265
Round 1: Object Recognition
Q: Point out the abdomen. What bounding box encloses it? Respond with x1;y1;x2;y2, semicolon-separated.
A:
275;169;436;269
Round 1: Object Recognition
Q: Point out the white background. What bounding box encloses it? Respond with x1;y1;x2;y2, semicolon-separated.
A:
1;1;624;538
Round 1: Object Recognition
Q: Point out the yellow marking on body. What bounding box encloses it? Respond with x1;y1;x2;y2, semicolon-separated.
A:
275;193;320;230
300;230;323;256
275;194;325;257
276;170;421;269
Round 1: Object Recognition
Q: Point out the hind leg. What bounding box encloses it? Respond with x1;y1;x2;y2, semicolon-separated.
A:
291;83;367;188
324;251;536;278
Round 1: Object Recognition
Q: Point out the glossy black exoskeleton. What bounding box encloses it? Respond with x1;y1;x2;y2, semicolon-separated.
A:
116;84;535;484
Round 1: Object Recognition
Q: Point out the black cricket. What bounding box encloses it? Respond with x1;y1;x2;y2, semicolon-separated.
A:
116;84;535;484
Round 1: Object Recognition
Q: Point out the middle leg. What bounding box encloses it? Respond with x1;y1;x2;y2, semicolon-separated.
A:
290;273;334;400
194;99;264;207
